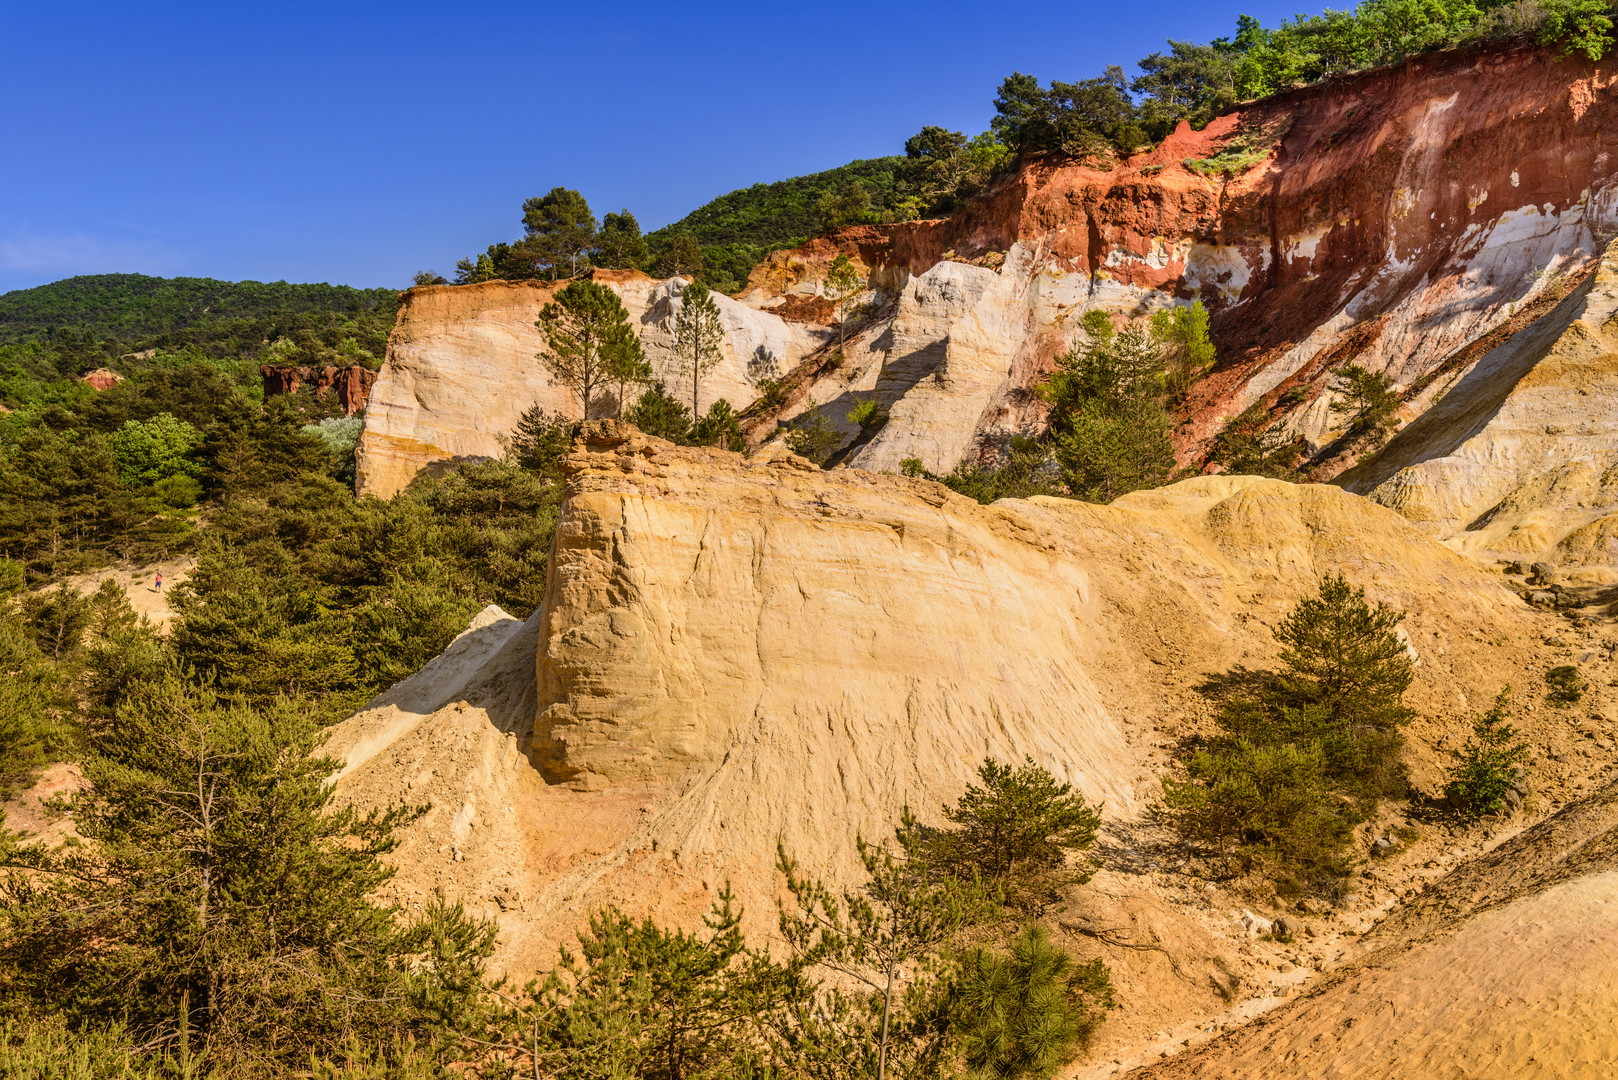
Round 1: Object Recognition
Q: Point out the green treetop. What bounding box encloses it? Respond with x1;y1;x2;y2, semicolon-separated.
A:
520;187;599;280
535;279;644;419
673;283;725;418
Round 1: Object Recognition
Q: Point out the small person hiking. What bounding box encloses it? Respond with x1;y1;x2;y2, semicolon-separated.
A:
155;570;162;592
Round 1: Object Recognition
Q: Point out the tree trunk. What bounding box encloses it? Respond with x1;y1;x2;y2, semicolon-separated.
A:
878;953;895;1080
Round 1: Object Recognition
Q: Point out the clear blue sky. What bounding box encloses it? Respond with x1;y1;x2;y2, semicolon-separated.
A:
0;0;1304;294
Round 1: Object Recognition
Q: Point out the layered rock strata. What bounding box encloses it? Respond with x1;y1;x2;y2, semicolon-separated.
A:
1340;237;1618;579
362;44;1618;496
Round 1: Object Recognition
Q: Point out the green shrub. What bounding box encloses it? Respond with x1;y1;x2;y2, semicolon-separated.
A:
1546;665;1585;707
1445;689;1530;818
953;923;1115;1079
692;400;746;451
846;396;883;430
784;406;842;465
927;756;1101;914
153;474;202;509
624;382;693;443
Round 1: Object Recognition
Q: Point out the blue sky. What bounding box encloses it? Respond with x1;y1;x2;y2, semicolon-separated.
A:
1;0;1305;294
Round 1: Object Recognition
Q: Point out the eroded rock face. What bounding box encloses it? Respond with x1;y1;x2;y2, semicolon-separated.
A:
260;364;378;416
744;43;1618;473
357;45;1618;495
1339;237;1618;577
329;424;1536;970
354;273;826;497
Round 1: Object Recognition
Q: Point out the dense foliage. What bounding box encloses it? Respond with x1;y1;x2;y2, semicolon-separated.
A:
1161;575;1419;897
0;274;398;380
998;0;1618;155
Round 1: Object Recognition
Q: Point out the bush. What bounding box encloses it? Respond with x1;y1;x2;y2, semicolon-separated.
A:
1160;575;1416;895
153;473;202;509
784;406;842;465
953;923;1115;1080
1546;665;1585;707
692;399;746;451
927;756;1101;914
1445;689;1530;818
625;382;693;443
902;438;1064;505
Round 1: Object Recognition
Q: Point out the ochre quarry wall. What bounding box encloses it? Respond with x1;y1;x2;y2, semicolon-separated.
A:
739;43;1618;474
357;45;1618;496
328;423;1540;971
355;271;827;498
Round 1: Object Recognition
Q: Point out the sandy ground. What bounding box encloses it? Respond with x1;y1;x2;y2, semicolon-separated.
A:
60;556;195;631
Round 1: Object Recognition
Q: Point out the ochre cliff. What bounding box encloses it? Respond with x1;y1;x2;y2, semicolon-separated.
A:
357;45;1618;501
260;363;378;415
354;271;826;497
743;43;1618;476
329;424;1550;978
1334;237;1618;584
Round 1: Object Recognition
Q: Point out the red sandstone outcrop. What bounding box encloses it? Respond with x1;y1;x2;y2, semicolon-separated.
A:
79;368;124;391
260;363;379;416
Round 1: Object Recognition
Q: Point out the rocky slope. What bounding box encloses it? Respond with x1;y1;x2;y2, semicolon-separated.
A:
329;426;1566;994
1338;236;1618;587
1120;776;1618;1079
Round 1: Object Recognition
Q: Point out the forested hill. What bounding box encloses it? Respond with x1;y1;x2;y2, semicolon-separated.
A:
647;157;908;251
646;156;909;291
0;273;398;345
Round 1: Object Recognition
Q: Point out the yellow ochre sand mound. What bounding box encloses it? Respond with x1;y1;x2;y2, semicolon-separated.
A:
1122;779;1618;1080
327;424;1550;977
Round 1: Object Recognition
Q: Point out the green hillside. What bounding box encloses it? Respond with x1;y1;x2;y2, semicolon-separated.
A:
0;273;398;343
0;274;400;382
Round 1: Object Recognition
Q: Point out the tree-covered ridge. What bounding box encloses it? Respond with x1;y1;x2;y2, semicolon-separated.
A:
646;156;908;252
0;274;400;387
0;273;398;344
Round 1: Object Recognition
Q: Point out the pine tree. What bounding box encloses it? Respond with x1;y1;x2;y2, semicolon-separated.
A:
1160;575;1417;894
825;254;865;353
0;677;493;1073
536;279;644;420
597;209;650;270
953;924;1114;1080
654;233;704;280
1445;689;1530;817
692;400;746;451
1329;364;1400;438
776;815;991;1080
929;756;1101;915
626;383;694;443
520;187;598;279
1041;310;1179;503
674;283;725;418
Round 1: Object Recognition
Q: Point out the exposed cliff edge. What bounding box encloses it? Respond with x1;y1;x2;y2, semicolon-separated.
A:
329;424;1547;983
354;272;826;498
357;44;1618;505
